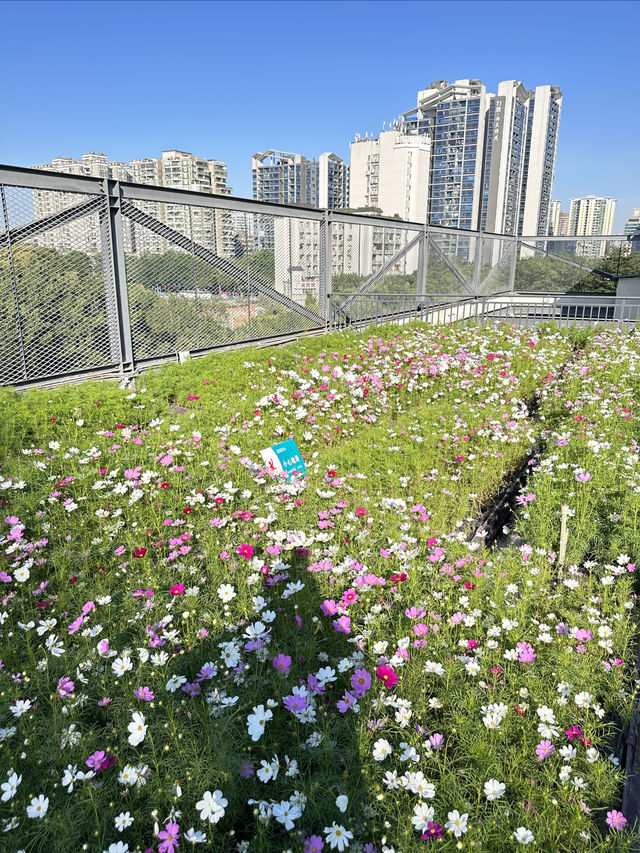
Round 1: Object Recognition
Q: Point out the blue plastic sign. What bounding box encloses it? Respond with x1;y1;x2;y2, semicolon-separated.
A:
260;439;306;480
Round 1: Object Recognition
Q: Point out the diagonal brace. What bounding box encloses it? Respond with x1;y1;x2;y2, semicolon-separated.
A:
121;201;323;326
0;196;103;250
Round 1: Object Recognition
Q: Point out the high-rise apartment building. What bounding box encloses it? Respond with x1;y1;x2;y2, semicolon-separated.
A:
350;78;562;242
251;150;348;210
624;208;640;236
251;150;349;298
349;130;431;222
567;196;616;257
30;153;133;253
549;200;570;236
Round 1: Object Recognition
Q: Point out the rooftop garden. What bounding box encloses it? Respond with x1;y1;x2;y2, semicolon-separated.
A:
0;319;638;852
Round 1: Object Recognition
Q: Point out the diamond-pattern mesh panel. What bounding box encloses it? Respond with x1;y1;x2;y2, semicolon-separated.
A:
0;184;120;384
426;231;474;294
516;238;628;294
477;236;515;295
122;201;321;361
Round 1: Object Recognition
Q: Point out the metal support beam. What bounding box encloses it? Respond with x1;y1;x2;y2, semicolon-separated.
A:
319;210;332;324
102;181;134;373
472;232;483;294
416;228;427;302
508;236;518;292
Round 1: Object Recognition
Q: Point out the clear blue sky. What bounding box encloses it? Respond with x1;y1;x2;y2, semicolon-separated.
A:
1;0;638;231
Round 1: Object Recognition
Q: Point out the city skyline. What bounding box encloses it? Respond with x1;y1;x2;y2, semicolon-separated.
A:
1;0;638;232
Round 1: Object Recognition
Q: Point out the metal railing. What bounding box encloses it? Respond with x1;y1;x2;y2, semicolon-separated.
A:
329;292;640;332
0;163;636;387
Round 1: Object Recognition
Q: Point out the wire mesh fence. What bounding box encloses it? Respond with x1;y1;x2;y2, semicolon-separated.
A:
0;164;638;387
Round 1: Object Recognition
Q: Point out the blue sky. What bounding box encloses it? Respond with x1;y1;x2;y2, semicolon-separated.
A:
1;0;638;231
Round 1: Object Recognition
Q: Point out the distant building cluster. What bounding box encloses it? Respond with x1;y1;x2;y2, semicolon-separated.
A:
549;196;617;257
31;150;235;257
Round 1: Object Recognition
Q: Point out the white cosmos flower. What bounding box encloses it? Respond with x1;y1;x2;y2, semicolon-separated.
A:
112;655;133;676
514;827;535;845
324;822;353;851
247;705;272;742
10;699;32;718
411;802;435;831
445;810;468;837
196;789;227;824
574;691;593;708
336;795;349;813
484;779;506;800
271;800;302;829
1;771;21;801
26;794;49;819
127;711;147;746
217;584;236;602
114;811;134;832
372;738;392;761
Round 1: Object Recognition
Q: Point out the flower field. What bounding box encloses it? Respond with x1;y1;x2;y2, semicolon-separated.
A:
0;320;639;853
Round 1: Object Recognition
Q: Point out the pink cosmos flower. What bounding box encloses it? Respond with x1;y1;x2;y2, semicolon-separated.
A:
536;740;554;760
429;733;444;750
134;686;155;701
575;471;591;482
170;584;185;596
517;641;536;663
158;821;180;853
333;615;351;634
606;810;627;831
304;836;325;853
351;668;372;695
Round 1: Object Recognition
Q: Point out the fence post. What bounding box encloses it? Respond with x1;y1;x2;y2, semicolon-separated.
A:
320;209;332;326
509;236;518;293
416;226;427;303
472;231;483;295
0;185;28;381
102;179;134;375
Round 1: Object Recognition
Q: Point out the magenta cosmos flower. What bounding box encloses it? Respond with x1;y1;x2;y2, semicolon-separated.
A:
376;665;398;689
237;543;254;559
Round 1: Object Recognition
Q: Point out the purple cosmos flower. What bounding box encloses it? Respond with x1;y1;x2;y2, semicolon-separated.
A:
283;693;309;713
337;691;357;713
351;668;372;695
57;676;74;698
158;821;180;853
273;653;292;674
